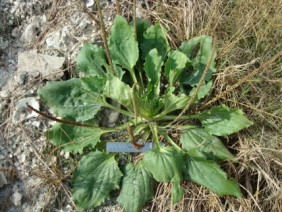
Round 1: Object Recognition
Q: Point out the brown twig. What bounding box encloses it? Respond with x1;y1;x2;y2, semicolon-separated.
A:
127;124;145;149
168;45;216;126
26;103;98;128
115;0;121;15
95;0;115;75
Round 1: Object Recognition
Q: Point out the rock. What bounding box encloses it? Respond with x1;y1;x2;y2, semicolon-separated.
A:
15;72;28;85
45;26;71;49
0;36;9;50
11;28;20;38
11;192;23;206
20;16;46;44
18;51;65;79
0;172;7;188
86;0;94;8
12;97;40;125
0;90;11;98
107;102;121;127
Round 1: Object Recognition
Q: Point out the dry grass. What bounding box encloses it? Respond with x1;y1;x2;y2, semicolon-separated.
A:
139;0;282;211
25;0;282;211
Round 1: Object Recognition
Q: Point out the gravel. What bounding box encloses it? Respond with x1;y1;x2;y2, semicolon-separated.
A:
0;0;120;211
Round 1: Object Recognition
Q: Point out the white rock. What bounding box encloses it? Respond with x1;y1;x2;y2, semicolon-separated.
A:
0;172;7;188
18;51;65;79
11;191;23;206
17;97;39;118
15;71;27;85
0;90;11;98
86;0;94;7
20;16;44;44
64;152;70;159
45;26;70;49
107;102;121;127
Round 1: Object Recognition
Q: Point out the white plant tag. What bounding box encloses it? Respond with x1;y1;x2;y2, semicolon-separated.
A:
106;142;156;153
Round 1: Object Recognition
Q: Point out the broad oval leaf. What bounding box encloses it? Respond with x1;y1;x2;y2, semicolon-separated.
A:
104;74;133;111
77;43;108;77
171;181;184;203
162;93;189;115
179;35;216;86
164;50;189;87
109;16;139;71
180;126;235;161
192;105;253;136
81;75;107;93
141;23;170;60
47;123;103;153
189;80;213;102
135;18;151;45
72;151;123;210
144;49;163;98
143;146;185;183
134;94;164;118
117;162;154;212
185;150;242;197
38;79;102;122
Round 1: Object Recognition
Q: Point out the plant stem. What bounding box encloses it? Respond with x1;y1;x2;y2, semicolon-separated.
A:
161;132;183;153
101;121;131;133
115;0;121;15
168;46;216;126
95;0;115;76
129;68;138;84
153;114;193;121
100;98;133;117
149;124;160;150
133;0;137;39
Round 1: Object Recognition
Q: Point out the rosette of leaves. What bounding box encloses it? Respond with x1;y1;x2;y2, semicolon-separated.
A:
38;16;252;211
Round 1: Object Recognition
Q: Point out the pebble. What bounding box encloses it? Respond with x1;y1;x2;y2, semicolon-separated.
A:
16;72;28;85
0;172;7;188
11;192;23;206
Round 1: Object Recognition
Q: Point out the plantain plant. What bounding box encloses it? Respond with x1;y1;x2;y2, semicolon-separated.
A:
36;16;252;211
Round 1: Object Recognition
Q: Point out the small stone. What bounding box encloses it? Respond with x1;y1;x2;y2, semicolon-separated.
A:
31;121;41;128
18;52;65;79
16;72;28;85
11;191;23;206
0;90;11;98
86;0;94;7
0;172;7;188
11;28;20;38
64;152;70;159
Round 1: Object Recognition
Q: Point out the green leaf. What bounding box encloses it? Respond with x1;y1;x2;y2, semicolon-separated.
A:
171;181;184;203
143;146;184;183
141;23;170;60
104;74;133;111
192;105;253;136
144;49;163;98
190;80;213;102
143;146;185;203
179;35;216;86
47;123;103;153
180;126;235;161
117;162;154;212
135;18;151;45
164;50;189;87
134;94;164;118
163;93;189;114
109;16;139;71
81;75;107;93
72;151;122;210
185;150;242;197
77;43;108;77
38;79;101;122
